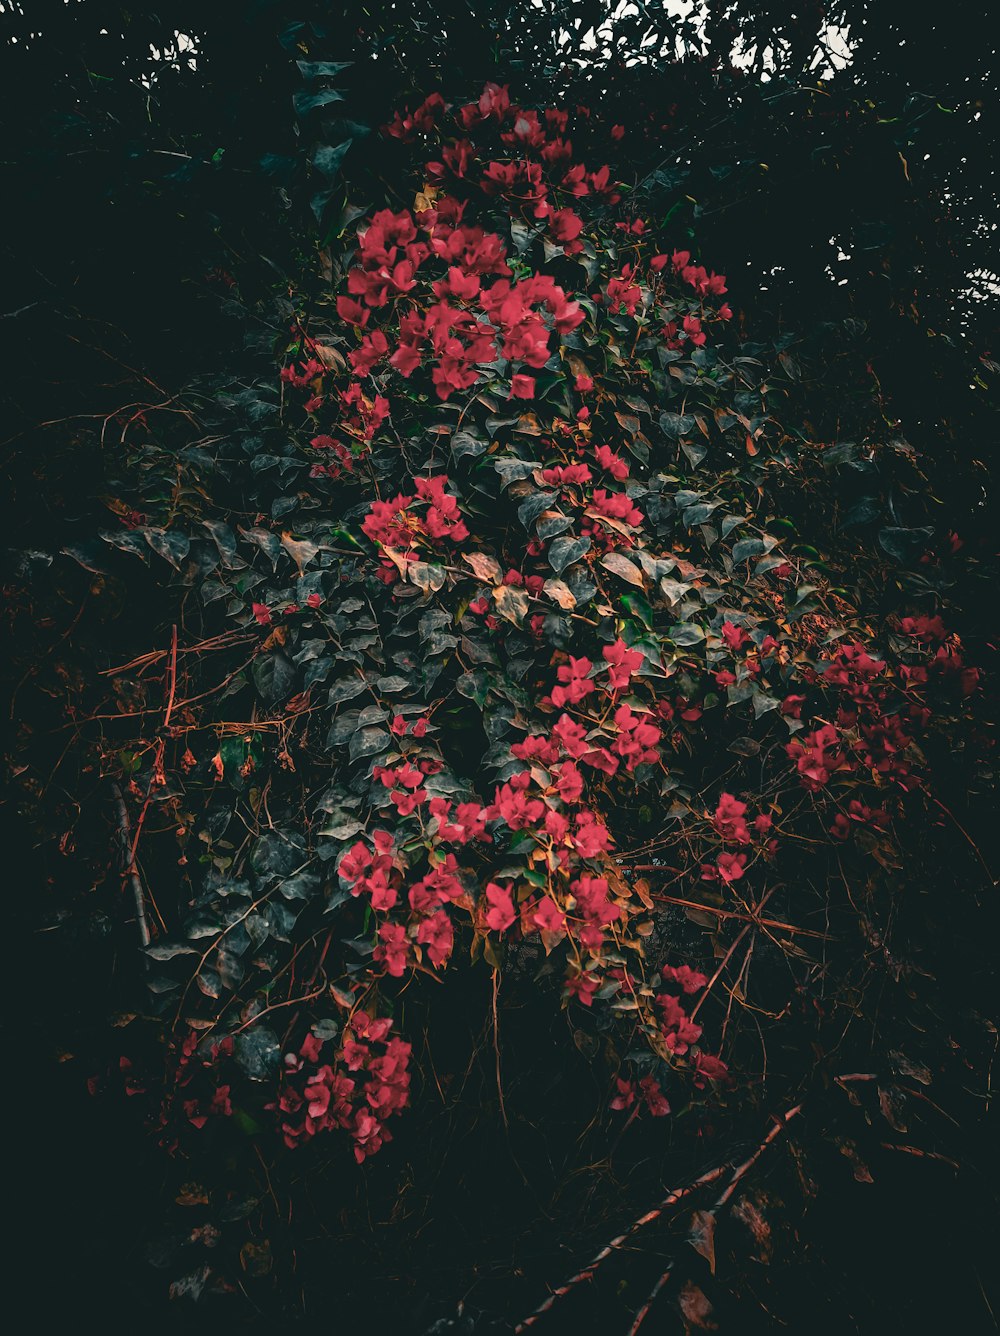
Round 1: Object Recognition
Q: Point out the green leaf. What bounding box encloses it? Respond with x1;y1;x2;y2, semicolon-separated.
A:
296;60;353;79
294;88;345;116
548;534;590;575
349;726;390;762
732;538;766;562
670;623;705;646
252;652;297;704
312;139;352;178
659;411;696;438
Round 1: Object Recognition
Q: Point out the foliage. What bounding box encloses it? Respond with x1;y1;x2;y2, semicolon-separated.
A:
3;4;998;1330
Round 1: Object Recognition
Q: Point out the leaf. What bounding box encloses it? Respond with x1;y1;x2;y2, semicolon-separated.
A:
683;501;721;526
457;669;491;706
688;1210;717;1274
452;430;487;460
280;532;318;572
349;726;390;762
234;1028;280;1081
407;561;447;594
145;942;197;961
542;578;577;609
878;526;934;563
536;510;574;540
294;88;344;117
548;534;591;575
252;652;297;704
659;411;696;438
671;623;705;646
170;1266;211;1301
327;677;369;705
241;526;283;567
297;60;353;79
601;552;644;586
493;457;540;485
145;528;190;569
493;584;530;626
518;490;558;529
621;591;653;626
462;552;503;584
678;1279;717;1331
62;540;112;573
311;140;352;178
732;538;766;562
752;691;782;717
660;577;693;605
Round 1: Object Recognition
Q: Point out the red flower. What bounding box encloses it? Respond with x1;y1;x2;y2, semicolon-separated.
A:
374;922;410;977
565;970;599;1006
717;852;747;883
550;654;595;707
555;761;584;804
485;882;516;932
416;909;454;967
713;792;751;844
660;964;708;994
721;620;749;652
602;638;643;690
593;444;628;479
533;896;567;936
610;1077;636;1110
639;1075;671;1117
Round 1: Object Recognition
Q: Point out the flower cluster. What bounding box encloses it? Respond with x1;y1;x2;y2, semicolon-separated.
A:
278;1016;411;1161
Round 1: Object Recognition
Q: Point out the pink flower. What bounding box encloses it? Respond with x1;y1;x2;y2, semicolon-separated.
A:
716;852;747;883
610;1077;636;1110
532;897;567;936
602;638;643;690
721;620;749;652
639;1075;670;1117
374;922;409;977
485;882;516;932
566;971;599;1006
713;793;751;844
416;909;454;968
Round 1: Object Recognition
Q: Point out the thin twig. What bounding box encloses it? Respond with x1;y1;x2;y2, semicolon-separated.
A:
112;783;151;949
627;1265;673;1336
649;891;834;939
714;1103;803;1210
514;1165;726;1332
491;968;509;1130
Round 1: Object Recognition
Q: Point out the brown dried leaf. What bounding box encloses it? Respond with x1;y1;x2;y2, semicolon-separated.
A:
462;551;504;584
678;1279;717;1331
601;551;645;586
543;578;577;609
688;1209;717;1274
493;583;530;626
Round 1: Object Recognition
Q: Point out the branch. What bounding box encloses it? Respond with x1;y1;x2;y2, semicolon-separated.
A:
112;783;151;949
